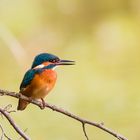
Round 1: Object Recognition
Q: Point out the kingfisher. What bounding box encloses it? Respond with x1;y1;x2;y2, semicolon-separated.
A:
17;53;75;110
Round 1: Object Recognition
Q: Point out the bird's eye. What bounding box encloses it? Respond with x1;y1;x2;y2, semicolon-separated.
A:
49;59;56;63
49;60;53;62
56;58;60;62
49;58;60;63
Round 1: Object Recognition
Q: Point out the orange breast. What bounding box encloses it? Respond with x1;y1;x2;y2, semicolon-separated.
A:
22;69;57;99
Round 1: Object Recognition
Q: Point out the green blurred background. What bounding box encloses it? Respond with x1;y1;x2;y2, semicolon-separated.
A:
0;0;139;139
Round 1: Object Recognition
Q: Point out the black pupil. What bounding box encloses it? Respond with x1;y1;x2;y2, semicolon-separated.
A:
50;58;59;63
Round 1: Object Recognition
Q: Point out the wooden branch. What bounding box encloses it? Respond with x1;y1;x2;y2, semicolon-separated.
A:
0;107;30;140
82;123;89;140
0;89;128;140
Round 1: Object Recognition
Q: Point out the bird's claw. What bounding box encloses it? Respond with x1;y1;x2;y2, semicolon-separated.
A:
40;98;46;110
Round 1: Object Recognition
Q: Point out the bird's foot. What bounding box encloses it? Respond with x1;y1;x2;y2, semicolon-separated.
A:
28;97;33;102
40;98;46;110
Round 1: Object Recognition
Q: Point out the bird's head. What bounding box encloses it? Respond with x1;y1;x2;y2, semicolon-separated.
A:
32;53;75;70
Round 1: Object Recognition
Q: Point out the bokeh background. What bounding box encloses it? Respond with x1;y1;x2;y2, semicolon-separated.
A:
0;0;139;139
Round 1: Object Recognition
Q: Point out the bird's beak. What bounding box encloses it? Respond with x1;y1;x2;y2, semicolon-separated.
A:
56;60;75;65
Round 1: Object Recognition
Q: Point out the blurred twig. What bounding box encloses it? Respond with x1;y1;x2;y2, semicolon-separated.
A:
0;89;128;140
0;105;30;140
0;124;12;140
0;124;5;140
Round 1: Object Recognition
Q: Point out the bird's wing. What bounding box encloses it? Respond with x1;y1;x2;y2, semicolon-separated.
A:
20;69;36;90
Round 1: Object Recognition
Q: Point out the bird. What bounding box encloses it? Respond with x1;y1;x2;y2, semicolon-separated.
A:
17;53;75;110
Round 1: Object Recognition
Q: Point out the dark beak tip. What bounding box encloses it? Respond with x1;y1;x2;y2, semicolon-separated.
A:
59;59;75;65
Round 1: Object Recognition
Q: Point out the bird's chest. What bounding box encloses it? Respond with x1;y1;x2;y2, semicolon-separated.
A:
26;70;57;99
37;70;57;90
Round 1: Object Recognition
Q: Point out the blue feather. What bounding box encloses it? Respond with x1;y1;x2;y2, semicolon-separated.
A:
20;69;36;90
20;64;56;90
31;53;59;68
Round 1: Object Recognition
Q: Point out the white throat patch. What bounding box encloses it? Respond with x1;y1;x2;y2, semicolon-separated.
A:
34;64;45;69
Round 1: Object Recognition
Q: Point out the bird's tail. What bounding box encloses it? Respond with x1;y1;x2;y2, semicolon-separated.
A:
17;99;29;111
